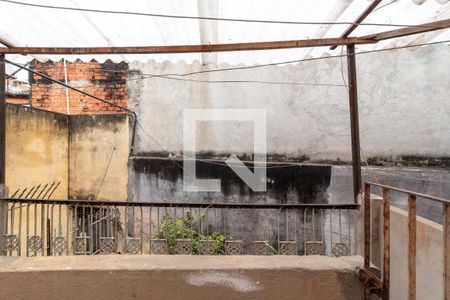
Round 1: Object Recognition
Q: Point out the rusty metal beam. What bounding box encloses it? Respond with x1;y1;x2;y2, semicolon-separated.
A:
0;54;6;256
445;203;450;300
346;44;362;202
408;195;416;300
365;181;450;204
364;183;371;270
363;184;373;299
362;19;450;41
0;37;376;55
0;34;14;48
0;54;5;188
330;0;382;50
382;188;390;300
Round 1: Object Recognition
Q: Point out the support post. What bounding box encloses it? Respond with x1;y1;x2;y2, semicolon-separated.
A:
444;203;450;300
346;44;362;202
0;54;6;255
408;195;417;300
382;188;390;300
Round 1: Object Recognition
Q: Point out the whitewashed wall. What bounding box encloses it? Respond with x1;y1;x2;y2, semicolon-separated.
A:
128;44;450;162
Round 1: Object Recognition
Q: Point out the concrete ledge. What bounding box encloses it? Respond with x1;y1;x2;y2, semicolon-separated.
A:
0;255;363;300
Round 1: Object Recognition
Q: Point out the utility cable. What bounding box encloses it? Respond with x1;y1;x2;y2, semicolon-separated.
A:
4;59;138;156
94;146;115;201
0;0;439;28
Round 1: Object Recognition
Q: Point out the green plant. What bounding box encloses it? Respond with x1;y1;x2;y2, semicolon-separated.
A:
156;211;227;254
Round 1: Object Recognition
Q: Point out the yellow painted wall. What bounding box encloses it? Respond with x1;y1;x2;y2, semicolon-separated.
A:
69;114;129;201
6;104;69;198
4;105;129;256
5;104;70;255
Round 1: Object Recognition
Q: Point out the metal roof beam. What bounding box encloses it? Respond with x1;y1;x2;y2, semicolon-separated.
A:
362;18;450;41
0;34;14;48
0;37;376;55
330;0;382;50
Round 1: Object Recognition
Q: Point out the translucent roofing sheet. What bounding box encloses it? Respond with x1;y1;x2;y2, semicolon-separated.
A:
0;0;448;66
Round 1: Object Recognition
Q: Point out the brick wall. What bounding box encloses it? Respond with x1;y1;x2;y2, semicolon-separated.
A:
30;59;128;115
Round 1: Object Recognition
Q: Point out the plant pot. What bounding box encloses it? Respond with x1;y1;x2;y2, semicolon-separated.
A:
199;240;216;255
252;240;270;255
150;238;168;255
174;239;192;255
225;240;243;255
99;237;115;254
126;238;141;254
278;241;297;255
304;241;323;255
331;242;350;257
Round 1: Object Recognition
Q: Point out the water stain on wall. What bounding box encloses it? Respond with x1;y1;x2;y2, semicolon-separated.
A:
130;157;332;204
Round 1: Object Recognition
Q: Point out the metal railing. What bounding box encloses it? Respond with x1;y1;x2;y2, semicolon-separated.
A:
0;198;358;257
360;182;450;300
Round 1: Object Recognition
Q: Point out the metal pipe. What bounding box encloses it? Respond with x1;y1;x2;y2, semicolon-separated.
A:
346;44;362;203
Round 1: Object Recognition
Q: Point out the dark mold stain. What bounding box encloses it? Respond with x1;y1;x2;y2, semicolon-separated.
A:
367;155;450;169
130;157;331;204
69;114;128;134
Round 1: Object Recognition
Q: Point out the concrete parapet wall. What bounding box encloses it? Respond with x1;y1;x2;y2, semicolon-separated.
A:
389;206;444;300
0;255;363;300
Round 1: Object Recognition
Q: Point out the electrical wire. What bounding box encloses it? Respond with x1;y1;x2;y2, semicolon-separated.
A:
373;0;400;13
0;0;438;28
94;146;115;201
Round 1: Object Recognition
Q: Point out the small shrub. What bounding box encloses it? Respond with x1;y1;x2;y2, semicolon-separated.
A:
156;211;227;254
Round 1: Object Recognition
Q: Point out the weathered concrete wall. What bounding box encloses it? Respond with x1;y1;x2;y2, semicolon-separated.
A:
69;114;129;200
128;44;450;164
0;255;363;300
389;206;444;300
5;104;129;201
126;43;450;215
129;158;331;203
6;104;69;198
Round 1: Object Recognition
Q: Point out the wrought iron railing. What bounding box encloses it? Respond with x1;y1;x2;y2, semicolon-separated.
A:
0;198;358;257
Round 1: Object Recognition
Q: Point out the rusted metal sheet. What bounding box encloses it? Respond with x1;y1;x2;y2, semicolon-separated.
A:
330;0;382;50
0;37;376;54
346;44;362;203
445;203;450;300
382;188;390;300
408;195;417;300
362;19;450;41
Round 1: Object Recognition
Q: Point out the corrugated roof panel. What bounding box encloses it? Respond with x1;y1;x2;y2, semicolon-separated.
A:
0;0;448;69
